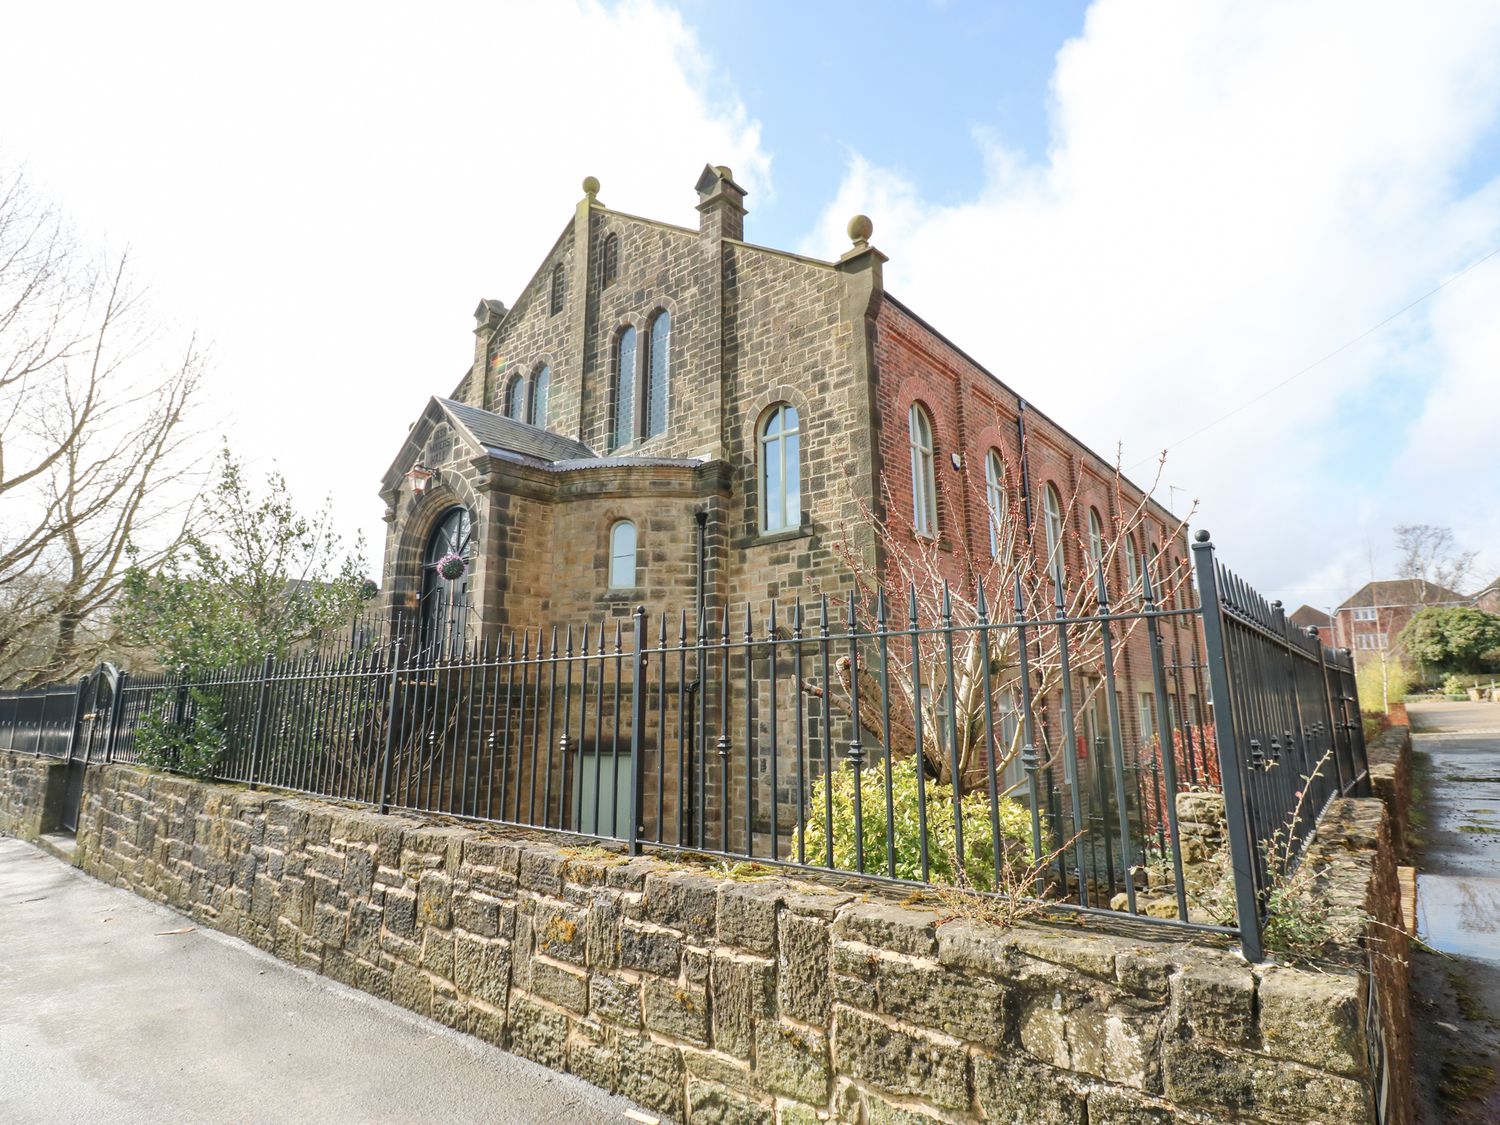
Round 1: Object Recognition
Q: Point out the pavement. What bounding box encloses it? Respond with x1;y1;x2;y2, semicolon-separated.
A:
1406;700;1500;1125
0;837;652;1125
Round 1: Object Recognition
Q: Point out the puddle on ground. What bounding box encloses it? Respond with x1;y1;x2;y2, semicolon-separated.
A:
1419;874;1500;964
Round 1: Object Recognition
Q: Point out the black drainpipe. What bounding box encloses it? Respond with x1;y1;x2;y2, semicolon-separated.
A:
1016;398;1034;531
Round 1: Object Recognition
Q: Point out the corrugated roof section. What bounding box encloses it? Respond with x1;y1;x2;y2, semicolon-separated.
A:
437;398;595;463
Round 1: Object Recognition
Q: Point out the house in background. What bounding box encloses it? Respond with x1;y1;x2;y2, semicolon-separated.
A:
1472;575;1500;615
1332;579;1467;665
1289;604;1334;647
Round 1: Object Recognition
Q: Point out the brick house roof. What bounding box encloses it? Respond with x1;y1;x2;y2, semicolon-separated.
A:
1336;579;1466;611
1288;605;1332;629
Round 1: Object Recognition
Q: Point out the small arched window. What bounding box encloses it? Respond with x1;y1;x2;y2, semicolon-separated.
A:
550;262;565;316
504;374;527;421
984;449;1005;556
645;310;670;439
601;232;619;289
1087;508;1105;572
612;327;637;451
608;520;637;589
908;405;938;538
1042;484;1065;585
530;365;550;427
759;403;801;533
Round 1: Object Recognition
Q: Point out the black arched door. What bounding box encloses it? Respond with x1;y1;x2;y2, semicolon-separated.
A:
419;507;473;656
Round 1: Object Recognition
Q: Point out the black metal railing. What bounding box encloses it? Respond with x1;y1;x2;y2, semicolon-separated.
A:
0;534;1366;960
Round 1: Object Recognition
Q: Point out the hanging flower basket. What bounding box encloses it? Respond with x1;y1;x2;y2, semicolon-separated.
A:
435;552;468;581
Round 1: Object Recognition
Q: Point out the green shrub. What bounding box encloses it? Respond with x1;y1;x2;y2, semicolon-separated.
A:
798;757;1035;891
134;689;227;779
1442;672;1499;695
1355;658;1412;715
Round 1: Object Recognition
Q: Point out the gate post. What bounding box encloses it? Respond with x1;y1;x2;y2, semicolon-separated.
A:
1191;531;1266;963
105;671;129;764
628;607;648;856
246;653;275;791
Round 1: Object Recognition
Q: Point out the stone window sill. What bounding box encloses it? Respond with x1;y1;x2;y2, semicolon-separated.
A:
751;524;814;547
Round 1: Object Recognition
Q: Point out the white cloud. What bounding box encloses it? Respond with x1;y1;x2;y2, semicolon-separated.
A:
803;0;1500;606
0;0;769;574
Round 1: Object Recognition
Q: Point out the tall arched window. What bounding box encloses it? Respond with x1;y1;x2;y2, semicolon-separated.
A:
608;520;637;588
908;405;938;538
1042;484;1065;585
984;449;1005;556
601;233;619;288
1124;533;1140;593
645;310;670;439
549;262;565;316
504;374;527;421
530;364;550;426
420;506;472;655
612;327;636;451
1087;508;1105;573
759;403;801;533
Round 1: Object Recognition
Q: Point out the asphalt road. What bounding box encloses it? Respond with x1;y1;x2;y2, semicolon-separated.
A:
0;838;651;1125
1407;700;1500;1125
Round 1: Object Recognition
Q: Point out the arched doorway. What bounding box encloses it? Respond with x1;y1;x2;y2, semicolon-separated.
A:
419;506;473;656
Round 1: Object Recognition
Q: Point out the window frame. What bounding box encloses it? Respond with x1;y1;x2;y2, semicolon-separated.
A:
984;448;1005;557
608;520;637;590
1042;484;1065;585
1087;507;1105;575
611;326;637;452
758;403;802;535
601;232;619;289
549;262;565;316
529;364;550;427
504;373;527;422
644;309;670;440
908;404;939;539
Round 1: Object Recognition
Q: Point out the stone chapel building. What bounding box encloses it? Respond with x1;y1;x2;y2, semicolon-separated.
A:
377;164;1195;733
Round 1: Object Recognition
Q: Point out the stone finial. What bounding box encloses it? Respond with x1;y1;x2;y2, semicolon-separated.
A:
847;214;874;247
582;175;600;199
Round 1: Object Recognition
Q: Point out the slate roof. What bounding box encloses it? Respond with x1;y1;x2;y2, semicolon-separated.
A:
1288;605;1332;629
1336;579;1467;611
437;398;594;462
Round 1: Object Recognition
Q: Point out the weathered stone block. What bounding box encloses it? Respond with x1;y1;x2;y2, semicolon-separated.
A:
391;961;432;1018
717;881;782;954
534;898;587;964
567;1021;618;1093
417;871;452;928
1256;965;1365;1077
645;871;720;933
453;932;510;1007
754;1020;829;1104
973;1053;1086;1125
518;846;568;895
1085;1087;1175;1124
1172;960;1254;1045
643;976;711;1046
617;1032;684;1119
453;890;502;937
589;972;641;1027
876;955;1007;1049
830;1006;967;1111
687;1079;774;1125
620;919;681;977
711;953;775;1057
529;958;589;1014
778;910;832;1024
384;887;417;937
832;902;937;957
508;995;568;1069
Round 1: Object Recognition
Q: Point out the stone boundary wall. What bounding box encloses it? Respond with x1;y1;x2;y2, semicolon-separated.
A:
0;750;66;840
1366;725;1412;864
0;759;1408;1125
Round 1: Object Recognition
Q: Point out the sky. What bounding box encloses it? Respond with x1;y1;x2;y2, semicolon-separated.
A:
2;0;1498;617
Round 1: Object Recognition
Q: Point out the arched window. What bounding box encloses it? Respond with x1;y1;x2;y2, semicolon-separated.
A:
549;262;565;316
908;405;938;538
504;374;527;421
420;506;472;655
1042;484;1065;585
984;449;1005;557
645;310;670;438
601;233;619;289
608;520;637;588
1087;507;1105;573
759;403;801;533
1146;541;1160;597
612;327;636;451
530;364;550;426
1124;533;1140;593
